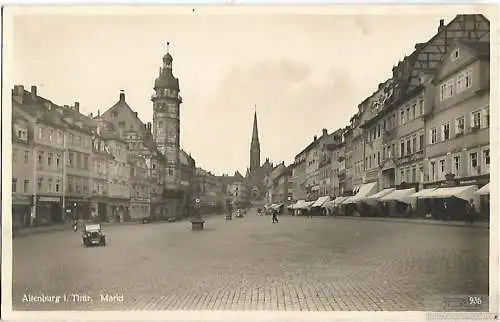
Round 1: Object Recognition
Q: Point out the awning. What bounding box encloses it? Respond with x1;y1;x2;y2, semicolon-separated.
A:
272;204;283;210
291;200;305;209
333;196;349;206
425;185;478;201
475;183;490;195
296;201;314;209
362;188;395;201
409;188;437;198
312;196;330;207
379;188;416;204
323;200;336;209
342;182;378;204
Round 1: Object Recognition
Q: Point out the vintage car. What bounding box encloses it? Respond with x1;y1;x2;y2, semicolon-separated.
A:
82;224;106;247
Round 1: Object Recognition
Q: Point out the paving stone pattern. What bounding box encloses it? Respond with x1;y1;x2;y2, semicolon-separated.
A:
13;211;489;311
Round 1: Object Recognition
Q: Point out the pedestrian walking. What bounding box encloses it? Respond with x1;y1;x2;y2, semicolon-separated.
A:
465;199;476;225
272;209;279;223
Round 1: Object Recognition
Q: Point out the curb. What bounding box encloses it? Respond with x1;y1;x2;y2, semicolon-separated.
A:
332;216;489;229
13;214;226;238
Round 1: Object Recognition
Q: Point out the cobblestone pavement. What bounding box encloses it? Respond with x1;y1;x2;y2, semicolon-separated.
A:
12;211;489;311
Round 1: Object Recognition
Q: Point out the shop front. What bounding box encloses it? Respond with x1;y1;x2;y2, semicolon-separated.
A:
12;195;33;229
107;200;130;223
35;196;63;226
67;198;91;221
421;174;489;221
90;197;108;222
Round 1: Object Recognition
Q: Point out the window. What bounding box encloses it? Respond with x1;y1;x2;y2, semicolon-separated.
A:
430;161;436;181
472;111;481;129
24;179;29;193
377;152;380;165
484;107;490;128
400;110;405;125
400;168;405;183
57;131;63;145
38;178;43;192
406;138;411;155
406;167;411;183
69;134;74;144
419;134;424;151
76;136;81;146
38;151;44;165
442;122;450;140
377;124;381;138
56;180;61;192
455;117;465;135
430;128;437;144
56;154;61;168
49;129;54;142
37;127;44;140
418;98;424;115
412;103;416;119
440;79;454;101
400;141;405;157
48;152;53;167
412;135;417;153
439;159;446;178
68;152;74;167
484;149;490;165
470;152;478;168
453;155;461;175
48;179;52;192
83;155;89;170
12;178;17;193
406;107;410;122
451;48;460;61
76;153;81;169
24;151;29;163
412;166;417;183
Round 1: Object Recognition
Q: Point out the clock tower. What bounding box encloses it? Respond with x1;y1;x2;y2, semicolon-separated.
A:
152;42;182;187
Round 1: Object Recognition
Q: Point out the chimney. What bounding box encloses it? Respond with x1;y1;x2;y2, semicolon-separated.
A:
135;112;138;118
89;112;93;118
119;90;125;102
322;128;328;136
64;105;69;109
74;102;80;113
31;85;37;97
13;85;24;104
438;19;445;32
314;135;317;141
147;122;152;132
97;109;100;117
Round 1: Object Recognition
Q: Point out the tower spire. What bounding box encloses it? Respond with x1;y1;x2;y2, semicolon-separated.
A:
250;107;260;171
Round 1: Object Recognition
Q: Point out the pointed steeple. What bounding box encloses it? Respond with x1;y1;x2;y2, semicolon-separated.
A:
250;106;261;172
251;107;259;144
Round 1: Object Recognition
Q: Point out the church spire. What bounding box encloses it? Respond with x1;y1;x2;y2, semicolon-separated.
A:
250;106;260;171
251;106;259;144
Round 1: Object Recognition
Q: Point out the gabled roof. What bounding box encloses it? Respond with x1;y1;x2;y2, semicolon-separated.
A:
432;39;490;85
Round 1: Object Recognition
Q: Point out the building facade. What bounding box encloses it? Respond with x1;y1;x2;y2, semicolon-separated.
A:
424;40;490;212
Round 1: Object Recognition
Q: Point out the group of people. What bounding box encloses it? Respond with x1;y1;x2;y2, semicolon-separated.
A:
256;207;280;223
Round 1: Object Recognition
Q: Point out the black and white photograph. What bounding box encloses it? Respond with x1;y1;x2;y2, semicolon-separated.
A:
2;5;498;320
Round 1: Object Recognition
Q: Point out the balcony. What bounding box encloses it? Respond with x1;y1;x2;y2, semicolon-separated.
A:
396;150;424;165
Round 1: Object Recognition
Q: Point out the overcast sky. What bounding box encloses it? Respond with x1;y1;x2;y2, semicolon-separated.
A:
11;8;461;175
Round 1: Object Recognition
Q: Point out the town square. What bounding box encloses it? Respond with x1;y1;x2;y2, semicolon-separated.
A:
8;9;492;313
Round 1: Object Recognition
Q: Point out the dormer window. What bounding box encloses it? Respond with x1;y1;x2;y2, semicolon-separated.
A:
451;48;460;61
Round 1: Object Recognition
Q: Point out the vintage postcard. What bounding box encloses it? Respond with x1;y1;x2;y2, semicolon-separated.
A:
2;4;498;322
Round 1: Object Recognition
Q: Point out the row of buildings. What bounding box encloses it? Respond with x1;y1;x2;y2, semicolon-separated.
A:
263;14;491;217
11;46;198;228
